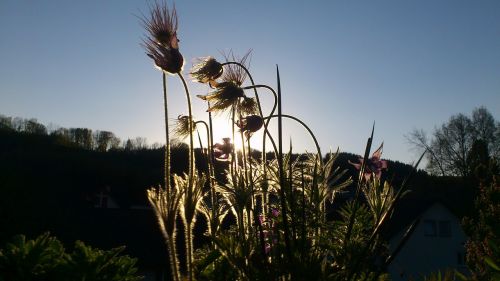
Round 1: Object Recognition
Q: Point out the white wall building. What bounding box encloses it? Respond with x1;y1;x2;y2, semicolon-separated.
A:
388;202;468;280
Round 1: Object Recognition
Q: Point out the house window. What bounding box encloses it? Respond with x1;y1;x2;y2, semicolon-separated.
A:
423;220;437;237
439;221;451;237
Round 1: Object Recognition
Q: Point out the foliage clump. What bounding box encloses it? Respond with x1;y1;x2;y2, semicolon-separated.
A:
141;2;424;280
0;233;141;281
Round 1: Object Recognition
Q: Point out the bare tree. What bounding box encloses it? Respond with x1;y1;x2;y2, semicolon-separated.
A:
94;130;116;152
0;115;13;130
133;137;148;150
69;128;93;150
407;107;499;177
24;119;47;135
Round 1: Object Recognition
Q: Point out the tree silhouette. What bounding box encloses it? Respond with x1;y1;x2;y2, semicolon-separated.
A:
408;106;500;177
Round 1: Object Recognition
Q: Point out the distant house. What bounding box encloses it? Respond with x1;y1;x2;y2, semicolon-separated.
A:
76;186;170;281
386;201;468;281
93;186;120;209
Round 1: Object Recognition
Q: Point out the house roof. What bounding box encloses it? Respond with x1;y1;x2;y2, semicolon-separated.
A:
381;199;454;239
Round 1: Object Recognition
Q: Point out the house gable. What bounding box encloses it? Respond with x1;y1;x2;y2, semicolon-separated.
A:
388;202;468;281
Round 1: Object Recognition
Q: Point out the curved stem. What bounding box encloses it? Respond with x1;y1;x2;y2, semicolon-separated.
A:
264;114;323;163
242;84;279;155
194;120;210;149
222;62;279;158
177;73;195;281
178;74;195;188
194;120;216;234
242;85;277;118
223;62;278;223
196;130;204;151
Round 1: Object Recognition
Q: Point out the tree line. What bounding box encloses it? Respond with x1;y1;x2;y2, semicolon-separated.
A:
0;114;159;152
407;106;499;178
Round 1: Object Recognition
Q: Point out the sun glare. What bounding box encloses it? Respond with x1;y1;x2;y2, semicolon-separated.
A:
209;117;264;154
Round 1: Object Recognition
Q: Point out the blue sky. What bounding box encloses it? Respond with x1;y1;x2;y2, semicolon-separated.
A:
1;0;499;164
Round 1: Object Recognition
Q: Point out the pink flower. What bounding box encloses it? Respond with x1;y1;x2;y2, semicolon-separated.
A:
349;143;388;181
271;208;280;218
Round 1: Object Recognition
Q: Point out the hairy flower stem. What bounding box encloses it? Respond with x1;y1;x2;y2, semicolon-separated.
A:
231;106;238;176
166;235;181;281
263;115;323;162
177;73;195;281
162;73;171;196
195;120;218;242
207;104;217;245
247;137;266;257
178;74;195;190
224;62;278;214
240;127;253;232
161;74;180;281
185;223;194;281
242;83;278;217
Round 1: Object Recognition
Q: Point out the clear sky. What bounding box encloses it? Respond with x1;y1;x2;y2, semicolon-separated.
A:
1;0;499;164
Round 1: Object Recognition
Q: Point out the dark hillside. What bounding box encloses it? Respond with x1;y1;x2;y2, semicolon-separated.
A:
0;126;476;268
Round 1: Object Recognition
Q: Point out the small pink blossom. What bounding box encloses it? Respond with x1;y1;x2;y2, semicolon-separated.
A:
271;208;280;218
349;143;388;181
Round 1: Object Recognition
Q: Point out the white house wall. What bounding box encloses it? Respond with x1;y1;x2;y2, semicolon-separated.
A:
388;203;468;281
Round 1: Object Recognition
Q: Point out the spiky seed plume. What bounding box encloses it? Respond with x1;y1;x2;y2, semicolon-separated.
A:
240;97;258;115
141;2;183;74
190;57;223;84
173;115;194;139
221;50;252;86
197;82;245;113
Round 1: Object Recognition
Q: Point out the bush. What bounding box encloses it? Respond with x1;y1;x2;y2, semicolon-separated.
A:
0;232;142;281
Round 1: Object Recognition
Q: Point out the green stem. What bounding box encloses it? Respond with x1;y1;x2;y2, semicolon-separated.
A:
207;104;218;243
241;84;279;157
162;73;171;196
263;114;322;162
177;73;195;281
276;66;292;265
185;223;194;281
231;106;237;176
177;74;195;188
223;63;278;161
194;120;209;152
223;62;278;221
240;130;253;231
195;119;217;241
167;235;180;281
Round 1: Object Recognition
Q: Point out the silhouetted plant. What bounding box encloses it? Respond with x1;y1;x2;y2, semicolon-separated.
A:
0;233;141;281
141;2;425;280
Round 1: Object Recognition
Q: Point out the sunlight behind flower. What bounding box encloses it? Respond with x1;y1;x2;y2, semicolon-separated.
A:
206;118;265;154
